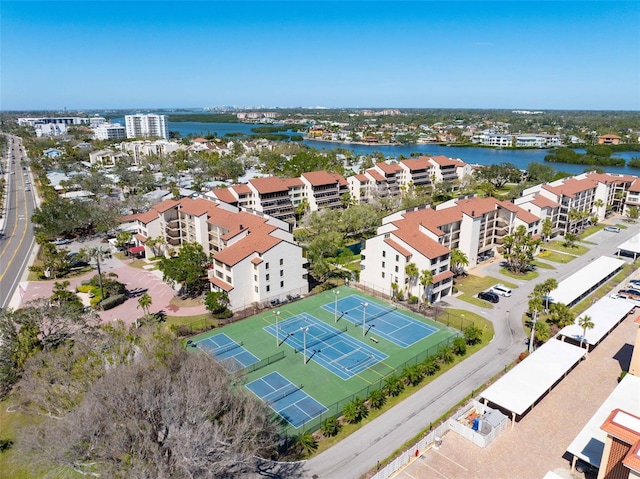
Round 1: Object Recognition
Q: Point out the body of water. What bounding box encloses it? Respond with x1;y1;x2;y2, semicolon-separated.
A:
112;118;640;176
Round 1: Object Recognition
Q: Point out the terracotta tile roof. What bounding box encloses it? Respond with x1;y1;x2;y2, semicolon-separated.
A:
209;276;234;292
134;233;147;243
455;197;500;218
625;441;640;473
543;177;599;198
498;200;540;224
179;197;216;217
249;176;290;194
375;162;403;175
531;195;560;209
400;157;431;171
284;177;305;188
211;188;238;204
429;155;465;167
628;179;640;194
214;229;283;266
389;209;452;259
432;270;454;283
302;170;347;186
153;198;180;213
353;174;369;182
384;238;412;258
135;209;160;224
367;169;386;182
232;183;252;194
251;257;263;265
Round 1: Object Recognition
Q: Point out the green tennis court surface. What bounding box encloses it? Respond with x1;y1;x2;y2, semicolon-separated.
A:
189;286;460;432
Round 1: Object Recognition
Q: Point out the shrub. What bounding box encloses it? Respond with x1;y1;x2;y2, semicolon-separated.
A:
451;337;468;356
99;294;126;310
320;417;341;437
408;295;418;304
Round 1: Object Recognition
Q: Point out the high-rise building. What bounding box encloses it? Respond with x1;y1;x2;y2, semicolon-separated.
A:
124;114;169;139
94;122;126;140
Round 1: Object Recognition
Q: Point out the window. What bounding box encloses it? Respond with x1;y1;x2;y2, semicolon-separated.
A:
254;275;257;281
280;270;284;277
382;261;385;268
226;275;231;283
396;254;399;261
395;266;398;273
266;274;270;281
382;250;386;257
266;285;270;292
255;286;258;293
265;262;270;270
280;258;284;265
381;272;385;278
280;281;284;288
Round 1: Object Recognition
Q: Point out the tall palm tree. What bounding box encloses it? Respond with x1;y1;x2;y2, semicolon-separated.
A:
404;262;419;298
137;293;153;327
578;314;595;348
81;246;110;300
450;249;469;276
419;269;434;306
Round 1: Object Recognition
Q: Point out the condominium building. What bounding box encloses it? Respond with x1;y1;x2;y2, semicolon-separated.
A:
94;122;126;140
125;114;169;140
130;197;309;310
360;196;540;301
115;140;184;165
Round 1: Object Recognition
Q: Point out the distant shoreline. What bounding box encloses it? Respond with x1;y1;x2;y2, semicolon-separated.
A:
303;137;553;151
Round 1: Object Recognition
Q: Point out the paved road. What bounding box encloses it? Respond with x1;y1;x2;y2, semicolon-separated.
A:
303;221;639;479
0;135;36;309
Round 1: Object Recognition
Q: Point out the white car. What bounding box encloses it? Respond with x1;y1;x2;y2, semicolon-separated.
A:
491;284;513;297
52;238;71;245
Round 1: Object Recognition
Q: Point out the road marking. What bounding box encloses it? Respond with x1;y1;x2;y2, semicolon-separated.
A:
432;449;468;470
0;172;30;283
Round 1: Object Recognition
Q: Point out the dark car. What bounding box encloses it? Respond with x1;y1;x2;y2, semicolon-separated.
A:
478;291;500;303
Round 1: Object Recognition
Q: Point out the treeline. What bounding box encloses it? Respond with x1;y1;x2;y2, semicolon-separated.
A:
251;124;307;133
544;146;626;167
167;113;240;123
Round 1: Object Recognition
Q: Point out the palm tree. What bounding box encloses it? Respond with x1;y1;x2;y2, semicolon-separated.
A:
419;269;434;306
296;430;318;455
320;417;341;437
450;249;469;276
541;218;553;242
537;278;558;313
367;388;387;410
578;314;595;348
404;262;419;299
136;292;153;327
593;198;604;217
81;246;110;300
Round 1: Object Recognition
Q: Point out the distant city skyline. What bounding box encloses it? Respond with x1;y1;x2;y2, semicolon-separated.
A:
2;1;639;111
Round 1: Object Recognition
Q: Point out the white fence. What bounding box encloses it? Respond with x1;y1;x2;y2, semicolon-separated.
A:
447;400;508;448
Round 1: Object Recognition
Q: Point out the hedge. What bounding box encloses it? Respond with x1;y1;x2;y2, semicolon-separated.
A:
99;294;127;310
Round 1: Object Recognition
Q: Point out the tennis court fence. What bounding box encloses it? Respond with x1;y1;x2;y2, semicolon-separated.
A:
285;333;462;435
239;351;286;374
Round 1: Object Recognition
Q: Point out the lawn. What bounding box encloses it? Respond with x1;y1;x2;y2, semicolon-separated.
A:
454;275;517;309
532;260;555;270
570;263;639;315
545;240;589;256
499;268;539;281
537;250;575;264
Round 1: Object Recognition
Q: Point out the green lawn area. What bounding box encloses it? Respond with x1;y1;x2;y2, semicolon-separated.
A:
537;249;575;264
0;399;82;479
570;263;639;315
499;268;539;281
545;240;589;256
532;260;555;270
580;224;606;239
454;275;517;309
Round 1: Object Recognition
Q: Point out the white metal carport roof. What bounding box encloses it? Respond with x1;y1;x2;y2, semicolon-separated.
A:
566;373;640;468
557;296;635;347
479;339;586;416
548;256;625;306
617;233;640;256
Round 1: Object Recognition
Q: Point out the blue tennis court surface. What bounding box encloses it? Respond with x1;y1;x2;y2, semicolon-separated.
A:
193;333;259;371
246;372;327;428
264;313;387;380
322;294;438;347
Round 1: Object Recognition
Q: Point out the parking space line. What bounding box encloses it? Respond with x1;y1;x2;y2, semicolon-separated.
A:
431;449;468;471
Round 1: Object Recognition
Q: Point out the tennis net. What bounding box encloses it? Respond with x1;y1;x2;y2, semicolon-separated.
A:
213;341;243;356
266;383;304;405
297;325;348;352
365;305;397;323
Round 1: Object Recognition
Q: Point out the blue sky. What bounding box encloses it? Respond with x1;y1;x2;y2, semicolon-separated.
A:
2;1;639;110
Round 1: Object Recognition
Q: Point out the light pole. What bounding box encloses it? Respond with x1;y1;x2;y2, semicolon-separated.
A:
361;302;368;336
301;327;309;364
274;311;281;346
529;310;537;354
334;290;340;322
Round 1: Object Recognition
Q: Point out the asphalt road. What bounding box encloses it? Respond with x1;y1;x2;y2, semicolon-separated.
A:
0;135;36;309
303;221;639;479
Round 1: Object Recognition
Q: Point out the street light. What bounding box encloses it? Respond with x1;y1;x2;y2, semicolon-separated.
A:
334;290;340;322
301;327;309;364
361;302;368;336
274;311;281;346
529;310;537;354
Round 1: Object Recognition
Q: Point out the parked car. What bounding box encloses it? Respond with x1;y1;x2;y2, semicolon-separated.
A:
52;237;71;245
604;226;621;233
478;291;500;303
491;284;513;297
617;289;640;301
628;279;640;288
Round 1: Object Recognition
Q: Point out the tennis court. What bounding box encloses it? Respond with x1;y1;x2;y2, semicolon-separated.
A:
323;293;438;347
246;372;328;428
264;313;388;380
192;333;260;371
